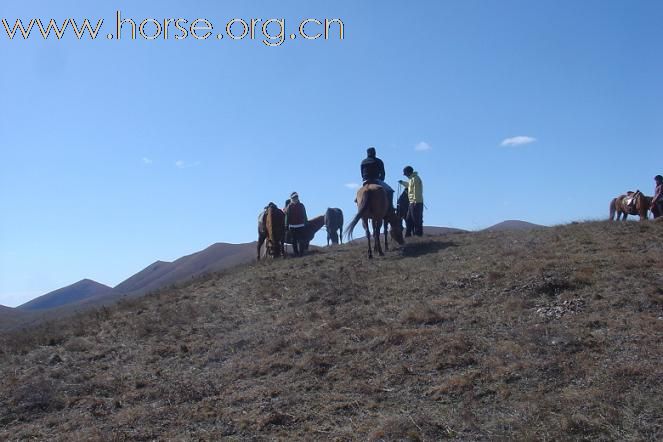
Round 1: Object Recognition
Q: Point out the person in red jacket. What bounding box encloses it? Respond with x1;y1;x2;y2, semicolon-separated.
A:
285;192;308;256
652;175;663;219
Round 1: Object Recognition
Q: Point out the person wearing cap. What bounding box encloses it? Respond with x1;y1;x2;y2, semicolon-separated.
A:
652;175;663;219
360;147;394;207
398;166;424;237
285;192;308;256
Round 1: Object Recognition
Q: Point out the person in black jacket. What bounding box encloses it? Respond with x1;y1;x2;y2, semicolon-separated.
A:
361;147;385;182
285;192;308;257
360;147;394;207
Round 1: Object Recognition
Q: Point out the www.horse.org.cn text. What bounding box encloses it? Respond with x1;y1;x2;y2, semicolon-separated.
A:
1;11;345;46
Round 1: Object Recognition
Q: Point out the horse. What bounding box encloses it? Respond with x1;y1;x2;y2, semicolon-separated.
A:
257;203;286;260
396;188;409;229
609;190;652;221
324;208;344;245
346;184;404;258
284;215;326;256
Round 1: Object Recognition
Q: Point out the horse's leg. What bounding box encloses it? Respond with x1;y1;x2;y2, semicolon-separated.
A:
339;226;343;244
363;219;372;259
375;219;384;257
257;233;265;261
383;219;389;252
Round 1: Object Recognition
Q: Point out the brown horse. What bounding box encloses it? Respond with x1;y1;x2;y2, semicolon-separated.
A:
609;191;652;221
257;203;286;260
346;184;404;258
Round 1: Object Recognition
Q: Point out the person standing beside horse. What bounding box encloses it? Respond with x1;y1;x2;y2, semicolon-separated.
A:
360;147;394;208
285;192;308;257
652;175;663;219
399;166;424;237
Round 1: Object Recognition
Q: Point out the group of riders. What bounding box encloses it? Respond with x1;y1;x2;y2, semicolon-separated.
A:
360;147;425;237
261;147;426;258
264;155;663;260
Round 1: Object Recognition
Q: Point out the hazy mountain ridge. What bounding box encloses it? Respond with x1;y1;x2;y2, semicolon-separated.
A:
112;260;176;296
17;279;112;312
483;220;546;231
6;221;540;322
3;242;258;325
110;242;258;299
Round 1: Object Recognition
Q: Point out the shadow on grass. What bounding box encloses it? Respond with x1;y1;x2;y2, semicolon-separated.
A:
401;240;457;258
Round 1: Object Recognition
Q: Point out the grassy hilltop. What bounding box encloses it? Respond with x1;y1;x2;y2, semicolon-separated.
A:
1;221;662;440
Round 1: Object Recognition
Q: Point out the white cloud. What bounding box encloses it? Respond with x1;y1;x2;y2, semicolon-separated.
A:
175;160;200;169
142;157;153;164
345;183;360;189
414;141;432;151
501;136;537;147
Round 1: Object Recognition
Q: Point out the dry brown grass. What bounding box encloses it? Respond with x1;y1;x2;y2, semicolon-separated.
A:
0;220;662;440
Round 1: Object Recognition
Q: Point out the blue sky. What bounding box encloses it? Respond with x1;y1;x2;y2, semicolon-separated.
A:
1;0;661;306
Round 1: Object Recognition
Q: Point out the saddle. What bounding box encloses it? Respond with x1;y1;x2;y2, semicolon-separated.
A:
624;191;640;210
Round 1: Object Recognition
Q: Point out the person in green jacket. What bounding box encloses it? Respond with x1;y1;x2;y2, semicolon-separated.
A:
398;166;424;237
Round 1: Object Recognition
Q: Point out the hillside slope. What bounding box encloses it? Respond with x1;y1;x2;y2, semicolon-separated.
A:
0;305;27;327
1;221;661;440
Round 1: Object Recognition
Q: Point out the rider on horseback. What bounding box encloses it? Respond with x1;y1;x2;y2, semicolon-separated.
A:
360;147;394;209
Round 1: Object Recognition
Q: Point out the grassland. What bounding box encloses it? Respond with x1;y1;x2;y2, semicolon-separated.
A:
1;221;661;440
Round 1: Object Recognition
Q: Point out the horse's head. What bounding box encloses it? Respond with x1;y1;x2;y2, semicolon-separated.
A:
388;210;405;245
633;191;651;209
266;239;282;258
396;189;409;220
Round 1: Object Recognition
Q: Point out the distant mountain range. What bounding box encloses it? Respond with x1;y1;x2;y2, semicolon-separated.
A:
9;242;257;317
2;220;545;327
112;242;257;298
482;220;546;231
422;226;467;235
18;279;112;311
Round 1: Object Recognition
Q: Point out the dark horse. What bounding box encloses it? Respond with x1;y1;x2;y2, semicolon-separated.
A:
324;208;344;245
346;184;404;258
257;203;286;260
396;188;409;229
285;215;326;256
609;191;652;221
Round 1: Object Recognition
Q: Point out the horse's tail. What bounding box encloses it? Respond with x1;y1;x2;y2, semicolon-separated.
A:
609;198;616;220
345;191;370;241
